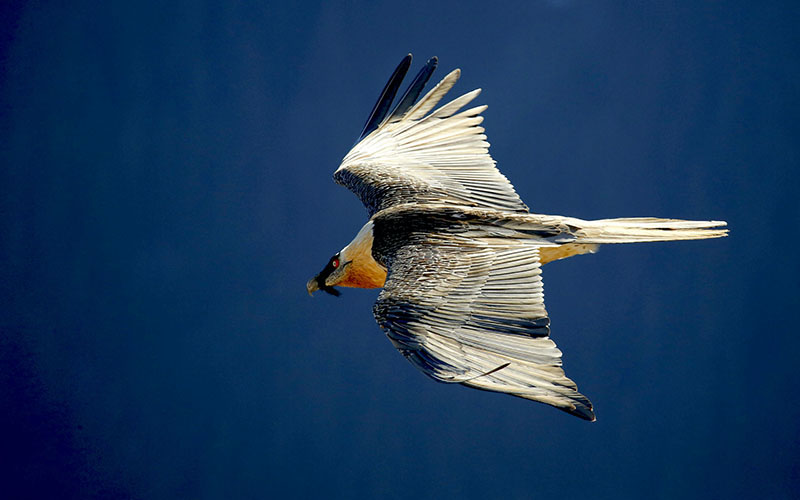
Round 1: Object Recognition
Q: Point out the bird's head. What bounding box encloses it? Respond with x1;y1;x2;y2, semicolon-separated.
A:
306;252;349;297
306;221;387;297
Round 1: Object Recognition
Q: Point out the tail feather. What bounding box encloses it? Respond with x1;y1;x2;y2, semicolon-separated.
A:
573;217;728;244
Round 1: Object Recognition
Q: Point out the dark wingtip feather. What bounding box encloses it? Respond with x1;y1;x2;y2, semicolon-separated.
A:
384;56;438;124
356;54;413;142
557;396;596;421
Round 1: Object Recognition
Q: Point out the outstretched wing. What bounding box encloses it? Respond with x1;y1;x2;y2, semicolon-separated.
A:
334;54;529;217
371;227;595;421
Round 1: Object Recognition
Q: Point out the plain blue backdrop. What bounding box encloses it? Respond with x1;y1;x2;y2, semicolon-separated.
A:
2;1;798;498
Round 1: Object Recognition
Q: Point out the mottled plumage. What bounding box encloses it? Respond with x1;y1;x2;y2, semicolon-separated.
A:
307;55;727;421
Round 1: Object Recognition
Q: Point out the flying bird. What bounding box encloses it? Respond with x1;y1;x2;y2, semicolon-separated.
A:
306;54;727;421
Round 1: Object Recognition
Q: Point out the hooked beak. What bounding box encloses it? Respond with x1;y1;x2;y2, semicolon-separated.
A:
305;275;341;297
306;277;319;296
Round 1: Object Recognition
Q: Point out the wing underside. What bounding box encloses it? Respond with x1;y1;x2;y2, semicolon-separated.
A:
335;55;529;217
372;231;595;421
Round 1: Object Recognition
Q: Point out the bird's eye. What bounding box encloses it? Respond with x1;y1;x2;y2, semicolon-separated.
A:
332;258;339;268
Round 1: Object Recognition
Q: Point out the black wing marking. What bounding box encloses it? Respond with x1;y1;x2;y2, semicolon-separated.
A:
382;56;438;125
356;54;412;142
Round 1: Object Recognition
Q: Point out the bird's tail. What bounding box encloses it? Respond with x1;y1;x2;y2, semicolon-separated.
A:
570;217;728;244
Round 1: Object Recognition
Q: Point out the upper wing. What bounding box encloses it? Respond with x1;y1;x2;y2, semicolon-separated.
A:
334;55;529;217
371;225;595;421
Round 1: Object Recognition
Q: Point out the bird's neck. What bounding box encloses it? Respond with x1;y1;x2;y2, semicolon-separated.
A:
338;221;387;289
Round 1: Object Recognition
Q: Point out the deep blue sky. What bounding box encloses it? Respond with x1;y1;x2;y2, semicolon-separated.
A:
2;1;798;498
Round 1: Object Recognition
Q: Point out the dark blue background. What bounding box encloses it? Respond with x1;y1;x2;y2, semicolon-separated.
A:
2;1;798;498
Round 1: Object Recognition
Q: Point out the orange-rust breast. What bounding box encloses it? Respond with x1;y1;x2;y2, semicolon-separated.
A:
336;221;387;289
338;261;387;288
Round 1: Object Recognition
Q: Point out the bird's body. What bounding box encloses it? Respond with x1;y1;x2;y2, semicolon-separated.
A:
307;55;727;421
